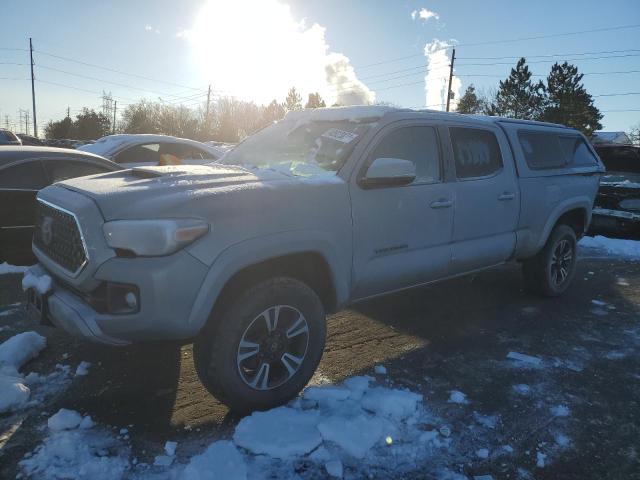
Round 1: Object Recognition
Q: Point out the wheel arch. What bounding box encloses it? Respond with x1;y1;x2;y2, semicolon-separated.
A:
187;232;349;335
536;198;591;252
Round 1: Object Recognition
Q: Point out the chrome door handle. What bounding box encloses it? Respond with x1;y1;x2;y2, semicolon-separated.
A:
498;192;515;201
430;199;453;209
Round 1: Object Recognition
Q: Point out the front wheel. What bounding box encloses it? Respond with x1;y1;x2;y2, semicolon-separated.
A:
523;224;578;297
193;277;326;413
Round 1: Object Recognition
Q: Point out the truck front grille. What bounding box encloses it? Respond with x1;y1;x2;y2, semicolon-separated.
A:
33;200;88;276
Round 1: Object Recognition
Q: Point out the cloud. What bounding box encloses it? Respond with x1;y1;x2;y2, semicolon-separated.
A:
144;24;160;34
411;8;439;22
423;39;461;110
184;0;375;106
144;24;152;31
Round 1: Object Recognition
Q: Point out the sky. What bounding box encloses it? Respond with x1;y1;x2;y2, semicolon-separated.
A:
0;0;639;137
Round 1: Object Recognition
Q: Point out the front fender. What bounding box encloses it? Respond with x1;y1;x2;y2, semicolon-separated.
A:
185;230;350;333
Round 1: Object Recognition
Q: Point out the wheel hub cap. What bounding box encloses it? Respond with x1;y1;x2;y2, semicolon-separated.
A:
237;305;310;391
550;239;573;286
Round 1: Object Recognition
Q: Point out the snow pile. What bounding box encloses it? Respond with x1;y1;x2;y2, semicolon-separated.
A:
448;390;469;404
178;376;452;478
580;236;640;259
0;331;47;412
21;409;130;480
22;269;53;294
0;262;28;275
182;440;247;480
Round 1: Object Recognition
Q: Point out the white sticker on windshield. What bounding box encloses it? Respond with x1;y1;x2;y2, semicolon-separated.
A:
321;128;359;144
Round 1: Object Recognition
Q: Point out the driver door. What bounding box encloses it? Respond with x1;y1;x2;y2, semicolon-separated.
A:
350;122;454;299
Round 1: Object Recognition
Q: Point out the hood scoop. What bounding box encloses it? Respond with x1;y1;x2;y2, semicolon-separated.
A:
130;166;166;178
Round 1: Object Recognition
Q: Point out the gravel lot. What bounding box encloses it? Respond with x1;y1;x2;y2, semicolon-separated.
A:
1;243;639;479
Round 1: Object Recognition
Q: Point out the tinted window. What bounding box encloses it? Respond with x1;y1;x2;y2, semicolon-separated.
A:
518;132;566;169
115;143;160;164
0;160;48;189
450;128;503;178
558;136;598;167
0;130;19;143
369;126;440;184
46;160;111;183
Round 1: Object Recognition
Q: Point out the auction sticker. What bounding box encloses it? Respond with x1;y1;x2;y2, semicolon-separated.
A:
321;128;359;143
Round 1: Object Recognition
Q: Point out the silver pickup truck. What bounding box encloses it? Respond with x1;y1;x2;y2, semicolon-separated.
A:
27;106;604;412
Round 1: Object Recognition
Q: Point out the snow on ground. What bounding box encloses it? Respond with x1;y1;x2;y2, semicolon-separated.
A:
0;262;28;275
0;332;73;413
579;235;640;259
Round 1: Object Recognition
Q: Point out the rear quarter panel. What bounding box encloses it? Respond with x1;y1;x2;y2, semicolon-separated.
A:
500;123;603;258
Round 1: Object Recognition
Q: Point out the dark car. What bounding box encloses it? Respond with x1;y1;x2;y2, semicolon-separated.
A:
0;146;122;265
16;134;45;146
590;144;640;239
0;129;21;146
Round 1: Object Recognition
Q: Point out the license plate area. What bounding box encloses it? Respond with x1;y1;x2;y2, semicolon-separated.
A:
26;288;51;325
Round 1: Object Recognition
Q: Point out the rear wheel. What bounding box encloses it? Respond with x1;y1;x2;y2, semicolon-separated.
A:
523;224;577;297
193;277;326;413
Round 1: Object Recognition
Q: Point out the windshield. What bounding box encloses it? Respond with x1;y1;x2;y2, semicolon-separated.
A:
220;119;376;176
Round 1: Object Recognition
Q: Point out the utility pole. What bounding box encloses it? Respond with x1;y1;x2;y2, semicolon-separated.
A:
205;85;211;125
445;48;456;112
25;111;30;135
29;38;38;137
112;100;117;134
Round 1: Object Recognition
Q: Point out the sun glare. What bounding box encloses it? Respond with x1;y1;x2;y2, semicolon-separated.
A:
187;0;374;106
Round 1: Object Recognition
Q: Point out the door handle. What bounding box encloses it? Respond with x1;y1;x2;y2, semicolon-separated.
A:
430;199;453;209
498;192;515;201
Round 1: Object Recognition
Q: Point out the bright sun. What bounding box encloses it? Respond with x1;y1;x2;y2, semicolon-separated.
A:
187;0;374;106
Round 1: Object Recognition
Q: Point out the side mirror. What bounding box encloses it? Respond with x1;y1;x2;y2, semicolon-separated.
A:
359;158;416;188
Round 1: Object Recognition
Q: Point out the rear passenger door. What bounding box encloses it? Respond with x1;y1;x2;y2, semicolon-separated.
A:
446;125;519;273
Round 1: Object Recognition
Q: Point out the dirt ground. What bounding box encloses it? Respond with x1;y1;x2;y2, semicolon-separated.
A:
1;249;639;479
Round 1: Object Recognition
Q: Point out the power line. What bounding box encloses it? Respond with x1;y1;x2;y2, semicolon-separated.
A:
355;23;640;69
456;48;640;60
457;52;640;67
35;49;212;93
35;78;138;102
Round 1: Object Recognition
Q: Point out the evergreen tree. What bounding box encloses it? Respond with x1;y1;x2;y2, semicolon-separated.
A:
630;123;640;145
542;62;602;136
456;85;485;114
44;116;73;139
284;87;302;111
491;58;546;120
73;108;111;140
305;92;326;109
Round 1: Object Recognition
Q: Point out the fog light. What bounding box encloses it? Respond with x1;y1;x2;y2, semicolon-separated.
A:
125;292;138;309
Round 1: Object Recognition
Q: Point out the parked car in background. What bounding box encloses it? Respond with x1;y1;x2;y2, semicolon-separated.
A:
27;106;603;413
0;129;21;146
0;146;121;265
16;134;45;146
590;143;640;238
79;134;225;166
205;140;235;156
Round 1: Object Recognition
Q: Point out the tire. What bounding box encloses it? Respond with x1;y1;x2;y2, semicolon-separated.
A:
522;224;578;297
193;277;326;413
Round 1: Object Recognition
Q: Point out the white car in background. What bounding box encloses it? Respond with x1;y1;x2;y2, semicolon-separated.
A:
78;134;225;166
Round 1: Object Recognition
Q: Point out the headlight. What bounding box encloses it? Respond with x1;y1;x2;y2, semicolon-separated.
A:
103;219;209;256
619;199;640;212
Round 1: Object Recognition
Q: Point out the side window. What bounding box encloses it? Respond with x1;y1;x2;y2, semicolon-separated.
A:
450;127;503;179
46;160;111;183
369;126;440;184
115;143;160;164
0;160;48;189
518;132;566;169
558;136;598;167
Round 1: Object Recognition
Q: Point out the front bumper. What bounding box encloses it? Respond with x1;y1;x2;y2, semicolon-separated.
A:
28;251;209;345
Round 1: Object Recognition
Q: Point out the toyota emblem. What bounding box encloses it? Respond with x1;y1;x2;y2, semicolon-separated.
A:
41;216;53;246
